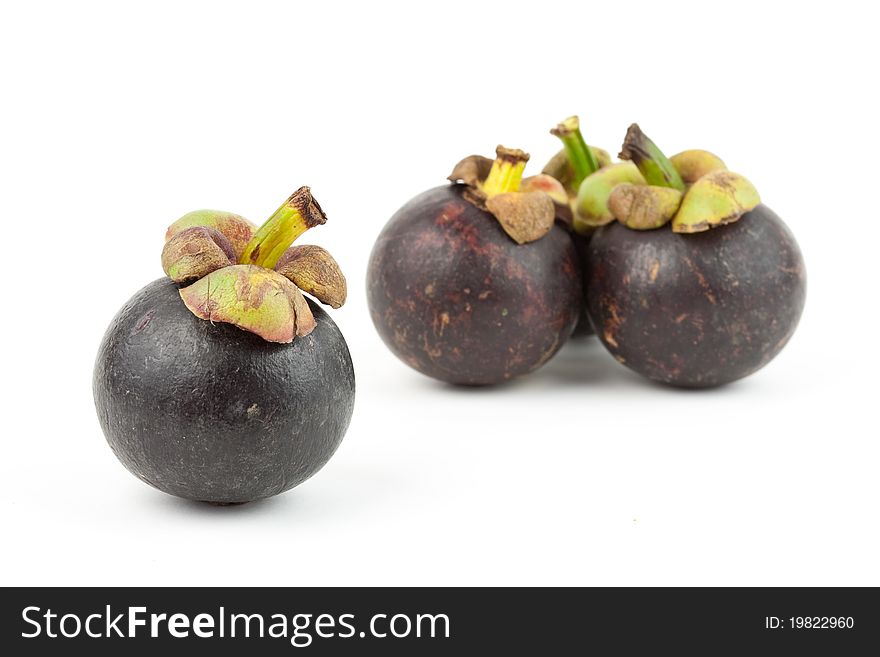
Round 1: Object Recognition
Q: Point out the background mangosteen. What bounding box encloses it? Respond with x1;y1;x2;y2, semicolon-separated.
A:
367;146;582;385
93;188;355;503
583;125;806;387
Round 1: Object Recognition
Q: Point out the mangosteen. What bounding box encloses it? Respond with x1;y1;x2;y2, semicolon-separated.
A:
366;146;582;385
580;124;806;387
93;188;355;504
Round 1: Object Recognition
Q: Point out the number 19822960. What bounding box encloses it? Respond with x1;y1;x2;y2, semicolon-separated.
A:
790;617;854;629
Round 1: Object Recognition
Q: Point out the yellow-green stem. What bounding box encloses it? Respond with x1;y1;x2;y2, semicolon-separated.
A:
480;146;529;197
239;187;327;268
551;116;599;188
618;123;685;192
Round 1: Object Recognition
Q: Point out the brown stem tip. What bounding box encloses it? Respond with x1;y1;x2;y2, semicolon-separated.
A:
618;123;685;191
287;186;328;229
494;145;530;164
549;115;579;139
618;123;650;164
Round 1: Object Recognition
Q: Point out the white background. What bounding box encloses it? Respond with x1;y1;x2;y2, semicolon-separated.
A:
1;0;878;586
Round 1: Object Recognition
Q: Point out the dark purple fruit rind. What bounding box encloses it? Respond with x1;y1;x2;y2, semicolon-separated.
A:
570;232;595;337
93;278;355;503
586;205;806;387
367;185;582;385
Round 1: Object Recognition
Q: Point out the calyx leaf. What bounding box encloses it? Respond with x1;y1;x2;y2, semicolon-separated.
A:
165;210;257;261
672;171;760;233
670;150;727;184
275;245;348;309
448;155;494;188
519;174;569;206
486;191;556;245
520;173;572;225
161;226;234;284
179;264;316;343
574;162;646;232
609;183;683;230
289;285;317;337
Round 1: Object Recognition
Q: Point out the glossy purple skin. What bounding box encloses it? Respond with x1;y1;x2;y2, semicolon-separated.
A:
586;205;806;387
367;185;582;385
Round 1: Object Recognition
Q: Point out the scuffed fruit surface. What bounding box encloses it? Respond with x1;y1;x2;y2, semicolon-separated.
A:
367;185;582;385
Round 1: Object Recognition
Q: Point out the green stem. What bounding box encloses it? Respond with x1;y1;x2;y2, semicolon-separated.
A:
239;187;327;268
480;146;529;197
618;123;685;191
551;116;599;189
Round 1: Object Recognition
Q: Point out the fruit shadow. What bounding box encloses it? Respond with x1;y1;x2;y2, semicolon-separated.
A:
527;336;641;388
155;492;293;518
150;460;407;522
527;337;754;395
421;336;746;395
410;337;634;393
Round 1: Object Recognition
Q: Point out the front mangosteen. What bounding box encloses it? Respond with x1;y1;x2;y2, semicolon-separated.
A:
581;125;806;387
367;146;582;385
93;188;355;504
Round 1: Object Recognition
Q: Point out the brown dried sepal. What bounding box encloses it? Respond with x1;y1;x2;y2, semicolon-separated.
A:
447;154;494;188
161;226;235;284
275;245;348;309
485;191;556;244
608;183;683;230
165;210;257;261
289;285;317;337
